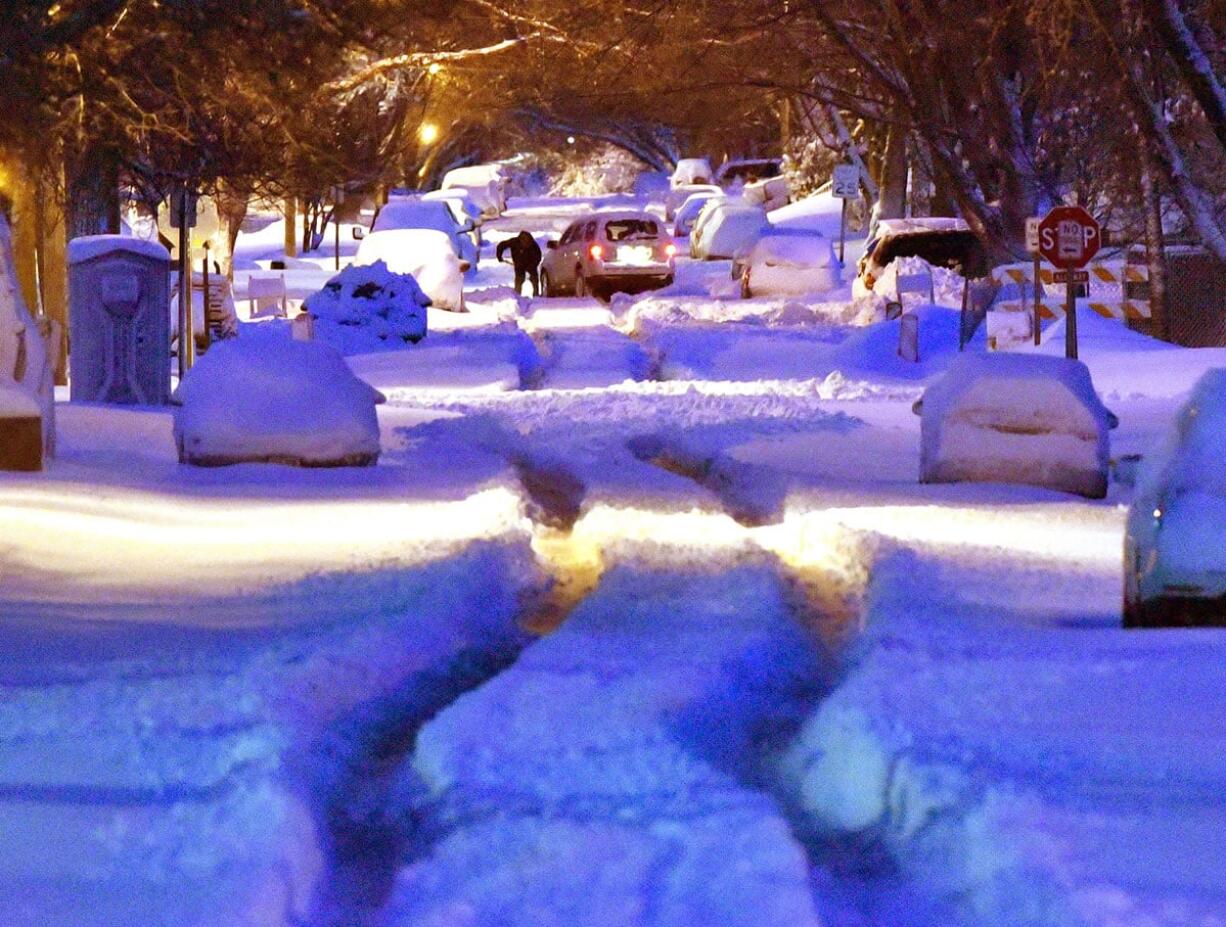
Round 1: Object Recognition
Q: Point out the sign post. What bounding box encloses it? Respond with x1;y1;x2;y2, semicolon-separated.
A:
1037;205;1101;360
831;164;860;265
1025;217;1041;346
170;186;198;378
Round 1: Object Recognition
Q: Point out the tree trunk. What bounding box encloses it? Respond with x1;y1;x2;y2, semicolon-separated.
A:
283;197;298;257
877;122;908;221
1139;139;1171;341
65;143;120;241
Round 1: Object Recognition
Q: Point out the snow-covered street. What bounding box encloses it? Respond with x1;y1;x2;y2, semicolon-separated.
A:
5;194;1226;927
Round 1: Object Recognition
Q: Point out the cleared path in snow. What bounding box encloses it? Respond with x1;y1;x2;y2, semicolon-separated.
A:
380;564;826;927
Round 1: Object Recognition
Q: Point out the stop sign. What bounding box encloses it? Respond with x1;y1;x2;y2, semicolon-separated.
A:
1037;205;1101;269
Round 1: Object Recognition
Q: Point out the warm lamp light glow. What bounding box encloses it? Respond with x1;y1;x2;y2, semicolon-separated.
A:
419;122;440;145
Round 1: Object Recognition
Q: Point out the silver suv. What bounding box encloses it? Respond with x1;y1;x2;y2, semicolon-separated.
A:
540;211;676;300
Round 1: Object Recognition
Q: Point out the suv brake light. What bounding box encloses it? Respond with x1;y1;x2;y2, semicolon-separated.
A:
589;244;603;260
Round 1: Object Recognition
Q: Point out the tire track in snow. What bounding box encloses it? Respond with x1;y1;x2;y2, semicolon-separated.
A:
377;563;829;926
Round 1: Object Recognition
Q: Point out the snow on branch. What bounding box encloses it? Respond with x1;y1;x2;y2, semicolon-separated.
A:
325;35;537;95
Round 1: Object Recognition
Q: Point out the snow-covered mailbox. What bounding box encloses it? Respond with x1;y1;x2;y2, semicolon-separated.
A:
919;353;1112;498
68;235;171;405
173;334;383;467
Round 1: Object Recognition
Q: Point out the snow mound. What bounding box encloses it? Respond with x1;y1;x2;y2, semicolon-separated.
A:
920;353;1112;498
870;255;968;309
174;332;383;467
827;303;968;380
303;260;428;354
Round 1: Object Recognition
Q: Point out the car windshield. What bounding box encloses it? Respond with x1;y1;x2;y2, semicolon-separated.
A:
875;230;988;277
605;219;659;242
723;162;780;182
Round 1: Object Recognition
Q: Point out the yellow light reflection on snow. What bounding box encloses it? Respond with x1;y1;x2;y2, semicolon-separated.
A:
0;485;526;603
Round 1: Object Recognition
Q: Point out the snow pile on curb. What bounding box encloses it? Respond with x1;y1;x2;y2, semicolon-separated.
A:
303;260;428;354
174;333;383;467
383;565;825;926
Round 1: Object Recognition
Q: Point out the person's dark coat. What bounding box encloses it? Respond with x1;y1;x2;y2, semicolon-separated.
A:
496;231;543;297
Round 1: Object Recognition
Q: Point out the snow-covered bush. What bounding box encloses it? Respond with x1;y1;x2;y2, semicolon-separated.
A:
549;144;647;197
919;353;1112;497
173;332;383;467
304;260;429;355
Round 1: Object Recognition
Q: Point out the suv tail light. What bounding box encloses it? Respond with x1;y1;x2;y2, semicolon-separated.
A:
589;244;603;260
664;243;677;258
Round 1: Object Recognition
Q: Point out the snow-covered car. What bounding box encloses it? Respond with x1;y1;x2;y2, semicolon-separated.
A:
855;218;988;295
304;260;429;350
742;175;790;213
540;211;676;300
367;198;479;271
664;183;722;221
1125;369;1226;627
354;228;465;312
670;158;714;188
441;164;507;217
689;201;768;261
919;353;1112;499
422;189;484;248
739;232;840;298
673;191;726;238
716;158;783;190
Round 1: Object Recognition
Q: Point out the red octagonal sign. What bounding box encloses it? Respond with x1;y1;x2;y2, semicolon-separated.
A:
1038;205;1101;270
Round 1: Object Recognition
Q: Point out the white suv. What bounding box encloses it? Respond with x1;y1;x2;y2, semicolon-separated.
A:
540;211;676;300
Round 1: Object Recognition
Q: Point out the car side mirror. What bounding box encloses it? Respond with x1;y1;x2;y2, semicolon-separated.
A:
352;227;367;241
546;240;558;250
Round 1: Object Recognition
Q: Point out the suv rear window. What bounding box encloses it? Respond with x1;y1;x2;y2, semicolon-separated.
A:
605;219;659;242
874;230;988;278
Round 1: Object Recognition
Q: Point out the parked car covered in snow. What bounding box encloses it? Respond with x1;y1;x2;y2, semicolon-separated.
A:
689;200;768;261
664;182;723;221
366;198;479;271
673;191;726;238
919;353;1112;499
716;157;783;190
742;175;790;213
670;158;714;188
738;231;840;298
540;211;676;300
855;217;989;295
354;228;466;312
422;189;485;248
1125;370;1226;627
441;164;507;217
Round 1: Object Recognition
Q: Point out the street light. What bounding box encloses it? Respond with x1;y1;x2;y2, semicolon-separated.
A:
427;62;442;76
419;122;440;145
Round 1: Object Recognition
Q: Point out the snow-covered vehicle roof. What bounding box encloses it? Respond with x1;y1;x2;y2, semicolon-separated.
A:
354;228;465;312
875;217;971;238
691;201;768;260
374;200;463;236
671;158;714;187
422;189;483;224
744;231;837;268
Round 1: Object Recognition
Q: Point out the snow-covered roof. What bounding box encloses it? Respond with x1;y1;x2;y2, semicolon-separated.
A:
67;235;170;266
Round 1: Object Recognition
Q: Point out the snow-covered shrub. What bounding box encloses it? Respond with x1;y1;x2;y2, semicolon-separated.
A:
303;260;429;354
919;353;1112;498
173;331;383;467
549;144;647;197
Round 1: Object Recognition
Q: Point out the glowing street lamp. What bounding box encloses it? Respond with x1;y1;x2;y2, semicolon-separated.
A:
419;122;440;145
427;62;442;76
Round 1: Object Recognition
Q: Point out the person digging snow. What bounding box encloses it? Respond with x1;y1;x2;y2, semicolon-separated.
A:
496;230;543;298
